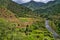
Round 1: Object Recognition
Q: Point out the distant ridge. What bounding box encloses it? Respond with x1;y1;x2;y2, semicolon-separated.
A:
21;1;45;10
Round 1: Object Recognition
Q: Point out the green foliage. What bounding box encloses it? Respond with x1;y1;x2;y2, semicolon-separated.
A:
0;0;60;40
0;18;54;40
50;20;60;35
7;0;31;17
24;21;54;40
34;3;60;36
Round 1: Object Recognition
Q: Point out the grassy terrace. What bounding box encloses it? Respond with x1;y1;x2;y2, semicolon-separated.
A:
0;17;54;40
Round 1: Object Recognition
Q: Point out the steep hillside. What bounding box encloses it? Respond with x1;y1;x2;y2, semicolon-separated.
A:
0;7;22;27
0;7;41;27
0;7;55;40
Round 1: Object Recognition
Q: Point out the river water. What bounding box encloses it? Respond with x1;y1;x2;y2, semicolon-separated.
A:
45;20;60;40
